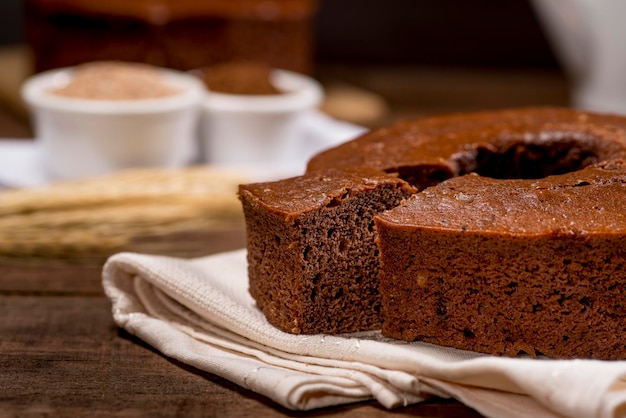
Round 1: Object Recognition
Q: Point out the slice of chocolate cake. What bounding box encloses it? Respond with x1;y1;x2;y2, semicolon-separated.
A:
239;168;415;334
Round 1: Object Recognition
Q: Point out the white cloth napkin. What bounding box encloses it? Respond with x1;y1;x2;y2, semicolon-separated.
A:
102;249;626;418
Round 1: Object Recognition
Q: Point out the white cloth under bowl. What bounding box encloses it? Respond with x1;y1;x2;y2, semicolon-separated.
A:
102;249;626;418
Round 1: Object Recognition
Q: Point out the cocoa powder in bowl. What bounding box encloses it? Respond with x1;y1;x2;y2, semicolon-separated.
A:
198;62;282;95
50;61;181;100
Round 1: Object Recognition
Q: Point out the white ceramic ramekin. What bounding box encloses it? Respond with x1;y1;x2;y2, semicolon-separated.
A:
21;65;204;180
199;69;324;164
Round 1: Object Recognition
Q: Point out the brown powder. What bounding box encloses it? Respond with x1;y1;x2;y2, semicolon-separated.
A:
199;61;282;95
50;61;181;100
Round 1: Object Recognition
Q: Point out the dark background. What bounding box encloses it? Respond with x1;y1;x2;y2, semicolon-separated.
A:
0;0;560;69
315;0;558;68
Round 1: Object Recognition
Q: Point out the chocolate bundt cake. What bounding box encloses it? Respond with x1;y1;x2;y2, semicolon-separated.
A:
239;107;626;359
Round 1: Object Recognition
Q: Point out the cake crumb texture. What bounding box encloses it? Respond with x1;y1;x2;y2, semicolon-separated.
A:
239;169;414;334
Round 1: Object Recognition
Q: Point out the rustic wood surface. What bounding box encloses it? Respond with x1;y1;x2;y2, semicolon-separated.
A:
0;65;569;417
0;227;485;418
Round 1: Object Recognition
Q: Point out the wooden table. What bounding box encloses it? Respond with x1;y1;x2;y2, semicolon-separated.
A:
0;65;568;417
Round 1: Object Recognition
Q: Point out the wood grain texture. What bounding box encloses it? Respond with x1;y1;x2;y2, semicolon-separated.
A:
0;296;482;417
0;226;247;295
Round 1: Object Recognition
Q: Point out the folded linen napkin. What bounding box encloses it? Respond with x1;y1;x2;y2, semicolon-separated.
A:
102;249;626;418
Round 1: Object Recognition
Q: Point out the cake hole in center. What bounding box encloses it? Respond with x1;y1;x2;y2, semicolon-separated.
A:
461;142;599;180
392;140;600;189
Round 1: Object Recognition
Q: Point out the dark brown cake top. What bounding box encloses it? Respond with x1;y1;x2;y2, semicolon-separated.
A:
238;168;414;217
307;107;626;189
377;160;626;235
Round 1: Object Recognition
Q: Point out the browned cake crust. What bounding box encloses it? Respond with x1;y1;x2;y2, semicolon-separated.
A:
238;168;415;334
241;106;626;358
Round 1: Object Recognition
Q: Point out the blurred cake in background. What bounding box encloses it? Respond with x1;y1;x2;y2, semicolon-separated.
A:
24;0;318;74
